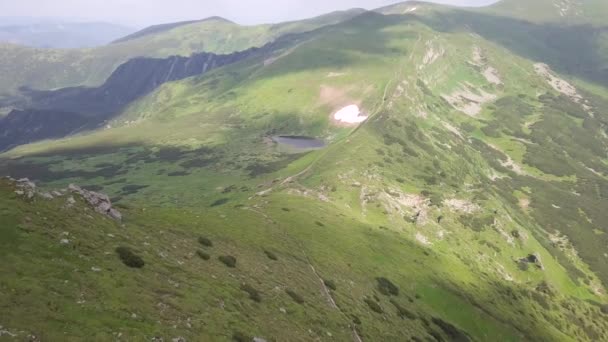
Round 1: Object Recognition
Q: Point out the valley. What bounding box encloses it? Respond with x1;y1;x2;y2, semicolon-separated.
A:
1;0;608;341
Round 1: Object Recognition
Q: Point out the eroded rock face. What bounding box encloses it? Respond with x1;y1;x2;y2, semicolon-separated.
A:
7;177;122;221
14;177;37;199
68;184;122;221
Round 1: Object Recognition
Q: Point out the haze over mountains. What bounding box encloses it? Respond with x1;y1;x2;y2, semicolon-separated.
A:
0;18;134;48
0;0;608;341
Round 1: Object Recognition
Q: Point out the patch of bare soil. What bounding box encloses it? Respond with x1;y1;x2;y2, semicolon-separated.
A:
444;198;480;214
534;63;597;117
442;83;497;117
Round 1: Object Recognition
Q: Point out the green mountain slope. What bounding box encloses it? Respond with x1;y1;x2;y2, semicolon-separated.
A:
1;2;608;341
483;0;608;25
0;10;365;97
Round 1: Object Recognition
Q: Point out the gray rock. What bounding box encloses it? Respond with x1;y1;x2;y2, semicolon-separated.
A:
40;192;54;199
68;184;122;221
253;338;268;342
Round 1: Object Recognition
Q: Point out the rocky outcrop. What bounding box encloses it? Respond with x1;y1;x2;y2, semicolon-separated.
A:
8;177;122;221
67;184;122;221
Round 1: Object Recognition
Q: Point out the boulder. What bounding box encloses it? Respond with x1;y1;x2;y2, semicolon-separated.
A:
68;184;122;221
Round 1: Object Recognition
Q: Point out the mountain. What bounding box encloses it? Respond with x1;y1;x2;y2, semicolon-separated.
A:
1;0;608;340
0;21;135;48
0;9;366;98
483;0;608;25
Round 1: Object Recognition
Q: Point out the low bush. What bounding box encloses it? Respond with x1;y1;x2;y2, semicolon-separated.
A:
376;277;399;296
240;284;262;302
264;250;278;261
116;246;144;268
323;279;337;291
196;250;210;260
286;289;305;304
219;255;237;268
364;298;383;314
198;237;213;247
210;198;229;207
390;299;416;320
232;332;252;342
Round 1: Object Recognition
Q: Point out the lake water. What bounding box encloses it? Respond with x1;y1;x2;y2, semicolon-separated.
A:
272;136;326;151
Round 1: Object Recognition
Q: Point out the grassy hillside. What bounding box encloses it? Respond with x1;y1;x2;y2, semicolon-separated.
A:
483;0;608;25
2;6;608;340
0;10;365;97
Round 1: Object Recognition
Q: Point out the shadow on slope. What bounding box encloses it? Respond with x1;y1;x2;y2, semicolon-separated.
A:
414;10;608;88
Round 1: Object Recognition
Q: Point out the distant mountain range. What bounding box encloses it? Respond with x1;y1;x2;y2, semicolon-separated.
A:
0;18;134;48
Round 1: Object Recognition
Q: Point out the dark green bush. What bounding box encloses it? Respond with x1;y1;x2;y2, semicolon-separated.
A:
517;261;529;271
240;284;262;302
431;317;472;342
264;250;278;261
198;237;213;247
323;279;337;291
286;289;305;304
219;255;237;268
232;332;253;342
364;298;383;314
116;246;144;268
601;304;608;315
390;299;416;320
376;277;399;296
196;250;210;260
210;198;229;207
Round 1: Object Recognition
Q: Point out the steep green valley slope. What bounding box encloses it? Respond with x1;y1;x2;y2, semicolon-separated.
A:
0;10;365;97
1;0;608;341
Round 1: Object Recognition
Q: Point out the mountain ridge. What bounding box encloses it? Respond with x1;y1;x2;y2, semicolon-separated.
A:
1;1;608;340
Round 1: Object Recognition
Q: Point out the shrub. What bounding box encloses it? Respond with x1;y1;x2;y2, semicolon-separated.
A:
240;284;262;302
115;246;144;268
323;279;337;291
601;304;608;315
390;299;416;320
232;332;252;342
219;255;237;268
315;221;325;227
264;250;278;261
517;261;529;271
198;237;213;247
376;277;399;296
364;298;383;314
196;250;210;260
432;317;472;342
286;289;305;304
210;198;229;207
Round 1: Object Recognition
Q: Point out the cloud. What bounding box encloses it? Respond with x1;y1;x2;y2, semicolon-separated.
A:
1;0;498;27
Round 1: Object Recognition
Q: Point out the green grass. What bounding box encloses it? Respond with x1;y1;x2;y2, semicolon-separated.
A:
1;3;608;341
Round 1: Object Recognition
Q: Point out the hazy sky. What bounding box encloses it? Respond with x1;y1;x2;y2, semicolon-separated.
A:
1;0;498;27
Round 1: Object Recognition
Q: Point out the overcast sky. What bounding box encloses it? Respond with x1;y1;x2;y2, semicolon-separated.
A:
1;0;498;28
